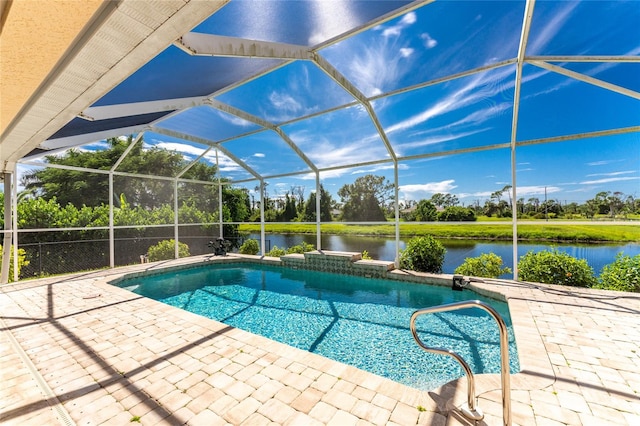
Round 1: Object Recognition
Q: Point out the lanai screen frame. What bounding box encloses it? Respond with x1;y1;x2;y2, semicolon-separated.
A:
3;0;640;283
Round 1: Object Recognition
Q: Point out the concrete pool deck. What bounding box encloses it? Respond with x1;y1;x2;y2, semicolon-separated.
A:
1;254;639;425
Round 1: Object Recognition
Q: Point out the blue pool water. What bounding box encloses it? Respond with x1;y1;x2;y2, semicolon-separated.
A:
115;263;520;390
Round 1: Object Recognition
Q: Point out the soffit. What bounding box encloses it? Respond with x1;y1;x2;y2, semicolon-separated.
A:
0;0;103;133
0;0;229;169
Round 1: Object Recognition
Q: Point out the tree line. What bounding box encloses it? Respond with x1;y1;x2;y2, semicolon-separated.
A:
8;137;639;231
254;178;640;223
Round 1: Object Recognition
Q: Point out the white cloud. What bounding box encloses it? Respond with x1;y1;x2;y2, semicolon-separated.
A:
580;176;640;185
398;128;490;152
520;56;621;100
83;141;110;151
457;187;559;200
586;170;635;177
385;66;514;135
402;101;510;142
269;91;302;114
253;153;265;158
401;12;417;25
527;2;579;55
155;142;205;158
379;11;417;38
399;48;414;58
289;127;389;170
262;68;326;122
202;151;245;174
586;160;621;166
566;187;598;194
522;43;640;100
399;180;457;199
580;46;640;79
420;33;437;49
344;11;421;95
348;41;409;96
311;142;381;169
463;190;494;199
350;163;408;175
515;185;562;196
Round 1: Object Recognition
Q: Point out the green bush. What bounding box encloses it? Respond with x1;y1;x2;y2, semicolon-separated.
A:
0;245;29;282
414;200;437;221
266;246;287;257
517;249;596;287
437;206;476;222
239;239;259;255
454;253;512;278
286;241;315;254
265;242;316;257
596;253;640;292
400;235;446;273
147;239;190;262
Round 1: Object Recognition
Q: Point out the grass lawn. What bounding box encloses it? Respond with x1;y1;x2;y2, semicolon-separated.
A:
238;221;640;243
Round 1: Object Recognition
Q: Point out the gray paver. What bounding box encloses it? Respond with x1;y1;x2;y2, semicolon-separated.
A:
2;255;639;425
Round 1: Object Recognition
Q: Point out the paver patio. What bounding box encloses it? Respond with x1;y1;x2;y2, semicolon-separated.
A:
1;255;639;425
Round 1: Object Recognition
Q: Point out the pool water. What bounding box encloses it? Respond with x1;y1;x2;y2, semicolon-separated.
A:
115;263;520;390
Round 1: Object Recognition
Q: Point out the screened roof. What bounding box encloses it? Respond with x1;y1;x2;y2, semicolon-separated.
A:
2;0;639;203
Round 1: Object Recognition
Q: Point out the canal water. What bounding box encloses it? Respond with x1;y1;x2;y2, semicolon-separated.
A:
248;233;640;277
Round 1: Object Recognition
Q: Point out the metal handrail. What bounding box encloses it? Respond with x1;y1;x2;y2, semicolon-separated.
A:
410;299;511;426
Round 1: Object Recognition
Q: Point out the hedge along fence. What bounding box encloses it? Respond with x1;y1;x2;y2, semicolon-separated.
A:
0;245;29;282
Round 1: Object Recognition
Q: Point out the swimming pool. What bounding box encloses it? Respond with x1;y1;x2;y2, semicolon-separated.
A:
114;262;520;390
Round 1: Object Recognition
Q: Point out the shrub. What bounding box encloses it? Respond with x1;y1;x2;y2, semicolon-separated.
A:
266;246;287;257
415;200;437;221
266;242;315;257
0;245;29;282
437;206;476;222
400;235;446;273
596;253;640;292
147;239;190;262
239;239;259;255
286;241;315;254
454;253;512;278
517;249;596;287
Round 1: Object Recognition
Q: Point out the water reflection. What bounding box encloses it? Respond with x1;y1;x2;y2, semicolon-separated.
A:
248;233;640;276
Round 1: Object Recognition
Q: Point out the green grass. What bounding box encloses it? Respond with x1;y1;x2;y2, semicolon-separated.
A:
238;222;640;243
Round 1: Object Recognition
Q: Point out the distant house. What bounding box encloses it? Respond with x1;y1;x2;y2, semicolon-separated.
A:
401;205;417;215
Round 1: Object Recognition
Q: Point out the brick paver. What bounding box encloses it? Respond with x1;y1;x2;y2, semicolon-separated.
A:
1;255;639;425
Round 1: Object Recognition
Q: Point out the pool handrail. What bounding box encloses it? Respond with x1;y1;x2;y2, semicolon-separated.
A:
409;299;511;426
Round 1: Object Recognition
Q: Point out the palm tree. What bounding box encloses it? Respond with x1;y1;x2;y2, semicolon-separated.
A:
502;185;513;210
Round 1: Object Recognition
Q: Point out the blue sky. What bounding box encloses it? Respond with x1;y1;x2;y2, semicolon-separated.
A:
25;0;640;207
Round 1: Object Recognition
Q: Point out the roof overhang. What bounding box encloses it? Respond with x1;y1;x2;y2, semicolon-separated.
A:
0;0;230;171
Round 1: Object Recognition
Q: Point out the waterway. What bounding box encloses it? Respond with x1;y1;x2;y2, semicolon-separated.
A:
248;233;640;277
